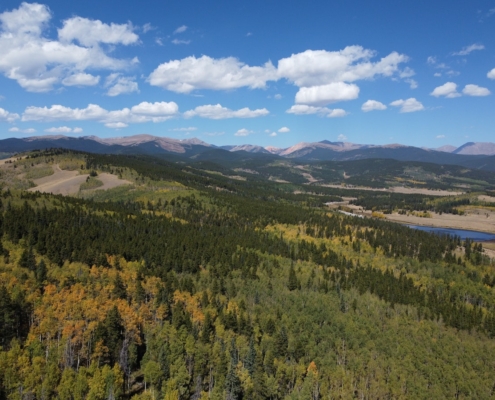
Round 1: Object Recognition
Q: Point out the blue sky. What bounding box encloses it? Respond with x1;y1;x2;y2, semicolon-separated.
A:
0;0;494;149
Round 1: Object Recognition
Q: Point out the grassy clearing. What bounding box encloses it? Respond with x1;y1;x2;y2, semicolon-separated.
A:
79;177;103;191
25;166;54;180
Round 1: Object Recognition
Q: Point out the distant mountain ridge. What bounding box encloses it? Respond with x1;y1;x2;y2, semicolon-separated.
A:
1;134;495;171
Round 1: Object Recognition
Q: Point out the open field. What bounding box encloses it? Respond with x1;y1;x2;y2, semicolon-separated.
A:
385;210;495;235
27;165;131;196
327;200;495;234
28;165;87;195
320;184;463;196
91;172;132;191
479;195;495;203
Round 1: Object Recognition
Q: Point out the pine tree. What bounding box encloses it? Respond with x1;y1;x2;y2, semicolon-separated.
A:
288;265;298;291
244;337;256;377
112;274;127;300
274;327;288;359
252;351;268;400
201;312;214;343
36;259;47;288
19;247;36;271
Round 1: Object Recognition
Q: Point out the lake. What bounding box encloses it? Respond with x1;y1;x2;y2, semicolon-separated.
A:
405;225;495;242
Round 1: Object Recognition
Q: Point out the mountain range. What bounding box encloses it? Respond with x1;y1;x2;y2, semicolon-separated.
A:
1;134;495;172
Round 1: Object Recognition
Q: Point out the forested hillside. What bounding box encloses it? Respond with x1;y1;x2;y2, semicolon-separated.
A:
1;150;495;399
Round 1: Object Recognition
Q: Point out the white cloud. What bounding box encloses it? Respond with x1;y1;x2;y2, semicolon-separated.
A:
452;44;485;56
286;105;347;117
337;134;347;141
148;55;277;93
44;126;82;133
286;105;329;115
399;67;415;78
22;101;179;127
149;45;409;96
295;82;359;106
142;23;155;33
328;109;347;118
430;82;461;98
406;79;418;89
184;104;269;119
170;127;197;132
0;107;20;122
488;68;495;79
105;122;127;129
173;25;187;34
0;3;139;92
105;74;139;96
278;127;290;133
58;17;138;46
8;127;35;133
62;73;100;87
427;56;437;65
234;128;252;137
390;98;424;113
278;46;408;87
269;132;277;137
274;94;282;99
462;84;490;96
434;72;442;77
361;100;387;112
171;39;191;45
436;135;445;139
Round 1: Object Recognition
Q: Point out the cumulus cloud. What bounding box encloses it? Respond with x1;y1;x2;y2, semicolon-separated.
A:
44;126;82;133
274;94;282;99
278;46;408;87
286;105;347;117
361;100;387;112
8;127;36;133
436;135;445;139
234;128;252;137
184;104;269;119
328;109;348;118
62;73;100;87
488;68;495;79
58;17;138;46
105;74;139;96
149;45;410;98
0;3;139;92
269;132;277;137
430;82;461;98
278;127;290;133
0;107;20;122
22;101;179;128
148;55;277;93
452;44;485;56
462;84;490;96
173;25;187;34
390;98;424;113
337;134;347;141
294;82;359;106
